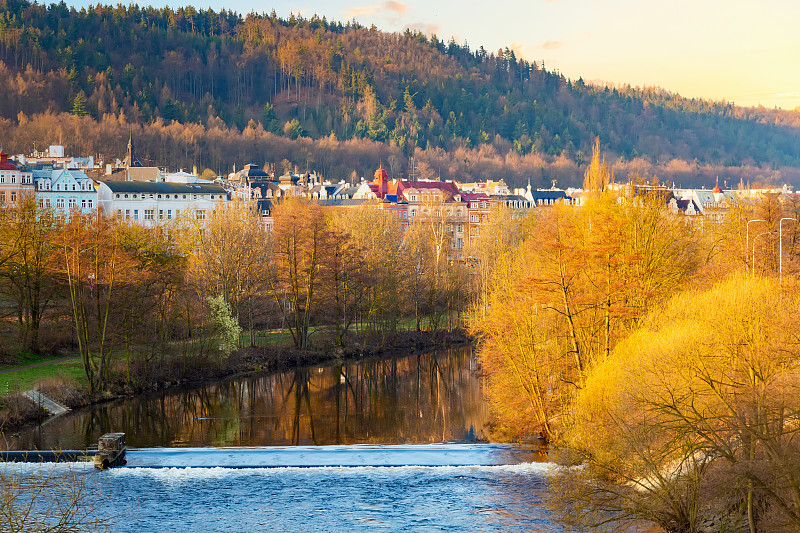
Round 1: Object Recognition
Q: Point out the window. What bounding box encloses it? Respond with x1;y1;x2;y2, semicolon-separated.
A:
457;238;463;249
72;184;76;191
10;175;15;184
56;198;65;209
470;214;478;223
133;194;137;199
0;192;5;204
134;209;139;220
117;209;122;217
196;210;206;220
10;192;16;203
81;199;87;209
159;210;164;220
456;208;462;216
116;194;120;199
175;210;180;218
457;224;463;232
145;209;154;220
46;199;51;208
88;199;93;208
210;195;215;200
124;194;129;198
410;209;417;217
125;209;131;220
39;198;44;208
68;198;76;208
167;210;172;220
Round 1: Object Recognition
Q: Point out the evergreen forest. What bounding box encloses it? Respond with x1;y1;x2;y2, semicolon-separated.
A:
1;0;800;187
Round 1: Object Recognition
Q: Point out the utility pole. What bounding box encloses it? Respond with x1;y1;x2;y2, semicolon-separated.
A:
746;219;766;270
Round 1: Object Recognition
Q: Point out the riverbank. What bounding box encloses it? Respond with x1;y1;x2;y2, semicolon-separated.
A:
0;329;472;434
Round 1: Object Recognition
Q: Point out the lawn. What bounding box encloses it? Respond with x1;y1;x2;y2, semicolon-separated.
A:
1;359;86;393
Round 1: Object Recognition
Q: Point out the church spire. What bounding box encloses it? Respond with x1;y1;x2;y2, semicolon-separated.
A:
125;131;142;168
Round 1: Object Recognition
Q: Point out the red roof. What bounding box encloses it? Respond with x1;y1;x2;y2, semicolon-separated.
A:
461;192;490;201
393;180;461;198
0;149;17;171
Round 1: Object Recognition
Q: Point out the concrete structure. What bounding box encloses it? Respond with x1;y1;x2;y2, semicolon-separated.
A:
97;181;228;225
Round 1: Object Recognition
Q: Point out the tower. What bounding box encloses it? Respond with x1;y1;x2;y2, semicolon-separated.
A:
374;165;388;199
124;133;142;168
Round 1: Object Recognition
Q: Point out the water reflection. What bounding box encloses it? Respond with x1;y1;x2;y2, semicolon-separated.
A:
3;346;490;450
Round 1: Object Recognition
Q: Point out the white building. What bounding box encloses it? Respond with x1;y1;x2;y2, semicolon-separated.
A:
97;181;229;226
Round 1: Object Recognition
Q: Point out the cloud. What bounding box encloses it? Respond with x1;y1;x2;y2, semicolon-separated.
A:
508;42;525;55
347;0;407;19
539;40;563;50
403;22;440;36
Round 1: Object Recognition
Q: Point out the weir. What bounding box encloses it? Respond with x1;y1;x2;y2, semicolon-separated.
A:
119;443;533;469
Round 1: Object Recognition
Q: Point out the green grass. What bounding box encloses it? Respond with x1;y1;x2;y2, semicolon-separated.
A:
1;359;86;393
0;351;67;371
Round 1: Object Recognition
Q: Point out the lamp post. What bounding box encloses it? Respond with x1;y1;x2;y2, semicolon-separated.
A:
746;219;766;270
780;217;797;284
753;231;773;279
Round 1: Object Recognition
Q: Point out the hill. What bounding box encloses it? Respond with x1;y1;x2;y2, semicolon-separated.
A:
1;0;800;187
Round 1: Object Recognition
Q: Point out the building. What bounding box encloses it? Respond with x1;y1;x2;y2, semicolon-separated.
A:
97;181;228;225
0;149;34;206
15;145;95;170
34;168;97;215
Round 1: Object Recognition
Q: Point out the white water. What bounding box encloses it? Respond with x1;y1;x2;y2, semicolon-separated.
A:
8;445;563;532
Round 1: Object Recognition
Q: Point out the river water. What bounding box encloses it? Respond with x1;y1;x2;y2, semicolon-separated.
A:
2;347;571;532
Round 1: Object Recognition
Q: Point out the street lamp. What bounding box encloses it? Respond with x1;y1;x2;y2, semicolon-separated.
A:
746;219;766;270
780;217;797;284
753;231;773;279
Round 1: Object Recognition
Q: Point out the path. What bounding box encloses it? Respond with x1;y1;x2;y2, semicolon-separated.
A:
0;356;79;375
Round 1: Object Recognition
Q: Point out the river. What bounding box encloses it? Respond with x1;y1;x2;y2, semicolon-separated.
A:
2;347;571;532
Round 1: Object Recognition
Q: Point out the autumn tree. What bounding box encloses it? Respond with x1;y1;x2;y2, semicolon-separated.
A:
61;212;131;393
320;221;369;346
332;201;406;341
0;194;61;353
472;143;701;442
558;276;800;533
186;198;268;347
268;197;327;349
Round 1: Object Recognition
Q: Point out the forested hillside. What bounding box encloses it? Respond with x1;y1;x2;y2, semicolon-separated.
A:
1;0;800;186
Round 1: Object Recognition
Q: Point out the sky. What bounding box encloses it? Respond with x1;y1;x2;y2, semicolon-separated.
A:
71;0;800;109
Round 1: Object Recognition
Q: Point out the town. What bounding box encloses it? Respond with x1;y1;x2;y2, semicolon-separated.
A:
1;140;791;256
